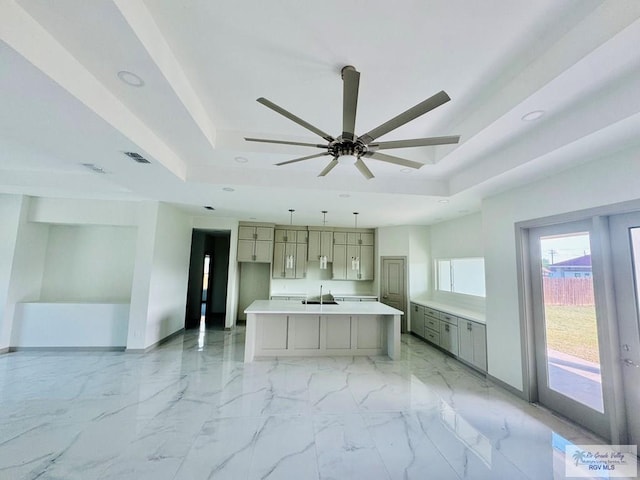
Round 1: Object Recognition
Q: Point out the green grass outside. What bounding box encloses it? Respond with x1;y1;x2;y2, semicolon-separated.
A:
544;305;600;364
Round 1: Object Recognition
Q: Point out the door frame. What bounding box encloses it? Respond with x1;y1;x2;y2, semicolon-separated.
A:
380;256;407;332
515;201;640;443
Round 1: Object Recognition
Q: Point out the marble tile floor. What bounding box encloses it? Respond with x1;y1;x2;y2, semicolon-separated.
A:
0;326;637;480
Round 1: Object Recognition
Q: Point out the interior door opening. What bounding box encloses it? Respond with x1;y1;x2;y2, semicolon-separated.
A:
185;230;230;330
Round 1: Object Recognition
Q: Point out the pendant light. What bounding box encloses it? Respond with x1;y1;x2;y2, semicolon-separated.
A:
286;209;295;269
351;212;360;271
319;211;328;269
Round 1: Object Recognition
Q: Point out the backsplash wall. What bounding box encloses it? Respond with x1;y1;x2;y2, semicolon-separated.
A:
270;264;375;297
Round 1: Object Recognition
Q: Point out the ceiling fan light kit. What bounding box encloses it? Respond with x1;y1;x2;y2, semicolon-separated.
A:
246;66;460;179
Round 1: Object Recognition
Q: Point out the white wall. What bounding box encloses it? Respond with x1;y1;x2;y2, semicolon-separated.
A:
29;197;138;225
408;226;430;298
40;225;136;302
143;203;192;347
0;195;24;350
428;213;485;311
483;146;640;391
13;303;129;348
1;195;50;350
429;213;484;258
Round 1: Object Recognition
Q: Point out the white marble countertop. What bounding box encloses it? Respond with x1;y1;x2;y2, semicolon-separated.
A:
246;300;403;315
410;299;486;324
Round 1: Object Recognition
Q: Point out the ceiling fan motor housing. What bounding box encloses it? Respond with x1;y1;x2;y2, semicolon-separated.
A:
329;137;367;159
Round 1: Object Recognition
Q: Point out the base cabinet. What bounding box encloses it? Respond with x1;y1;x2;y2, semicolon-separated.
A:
439;319;459;356
253;314;386;356
410;303;425;337
458;320;487;371
410;302;486;372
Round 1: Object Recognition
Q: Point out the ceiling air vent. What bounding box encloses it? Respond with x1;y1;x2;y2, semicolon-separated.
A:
124;151;151;164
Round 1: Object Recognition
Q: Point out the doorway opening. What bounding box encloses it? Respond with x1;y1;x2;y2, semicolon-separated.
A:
185;230;230;330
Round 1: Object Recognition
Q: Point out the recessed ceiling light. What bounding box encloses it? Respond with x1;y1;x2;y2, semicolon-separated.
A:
400;168;412;173
438;199;449;204
117;70;145;87
223;187;235;192
204;206;215;211
458;209;470;214
339;193;351;198
521;110;545;121
234;156;248;163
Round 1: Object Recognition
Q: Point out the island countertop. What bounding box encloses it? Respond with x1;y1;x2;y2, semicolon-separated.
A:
245;299;404;316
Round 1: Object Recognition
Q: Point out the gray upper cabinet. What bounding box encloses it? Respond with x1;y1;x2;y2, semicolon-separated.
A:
273;227;308;278
308;229;334;263
237;224;274;263
332;229;374;281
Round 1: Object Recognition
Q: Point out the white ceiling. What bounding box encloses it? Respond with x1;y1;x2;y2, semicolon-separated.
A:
1;0;640;227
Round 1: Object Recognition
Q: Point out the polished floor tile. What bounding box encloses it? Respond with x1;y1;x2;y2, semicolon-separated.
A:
0;326;636;479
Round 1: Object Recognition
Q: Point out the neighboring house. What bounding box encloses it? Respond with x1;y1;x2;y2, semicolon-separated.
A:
547;255;592;278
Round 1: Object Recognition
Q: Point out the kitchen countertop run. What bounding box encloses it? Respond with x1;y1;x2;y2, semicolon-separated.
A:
246;300;403;316
411;299;485;324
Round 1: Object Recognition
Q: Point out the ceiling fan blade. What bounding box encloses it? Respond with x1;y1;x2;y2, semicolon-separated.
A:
318;158;338;177
355;158;375;179
358;90;451;144
275;152;330;166
342;66;360;141
369;135;460;150
365;151;425;169
245;137;328;149
257;98;334;142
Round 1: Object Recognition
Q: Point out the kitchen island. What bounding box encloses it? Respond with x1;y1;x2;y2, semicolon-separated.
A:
244;300;403;362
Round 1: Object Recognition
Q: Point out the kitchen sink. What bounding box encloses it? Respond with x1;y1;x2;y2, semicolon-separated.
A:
301;300;339;305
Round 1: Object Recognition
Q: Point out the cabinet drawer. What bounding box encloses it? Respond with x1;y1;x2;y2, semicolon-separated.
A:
424;315;439;331
424;307;439;317
424;328;440;345
440;312;458;325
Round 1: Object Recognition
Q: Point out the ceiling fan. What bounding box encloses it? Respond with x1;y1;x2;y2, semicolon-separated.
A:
245;66;460;179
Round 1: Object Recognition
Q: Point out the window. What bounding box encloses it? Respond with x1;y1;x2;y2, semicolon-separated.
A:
436;257;486;297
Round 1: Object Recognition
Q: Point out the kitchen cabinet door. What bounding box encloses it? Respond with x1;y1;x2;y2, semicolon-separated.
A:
358;245;374;280
254;240;273;263
308;231;333;262
333;231;348;245
332;244;347;279
237;239;256;262
273;242;305;278
458;320;487;371
440;321;459;355
237;225;273;262
295;242;307;278
272;242;287;278
410;303;425;337
325;315;352;349
346;245;360;280
255;227;274;241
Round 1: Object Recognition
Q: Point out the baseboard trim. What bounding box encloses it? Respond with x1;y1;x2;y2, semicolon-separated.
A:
126;327;185;353
0;347;9;354
487;373;528;401
8;346;126;352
